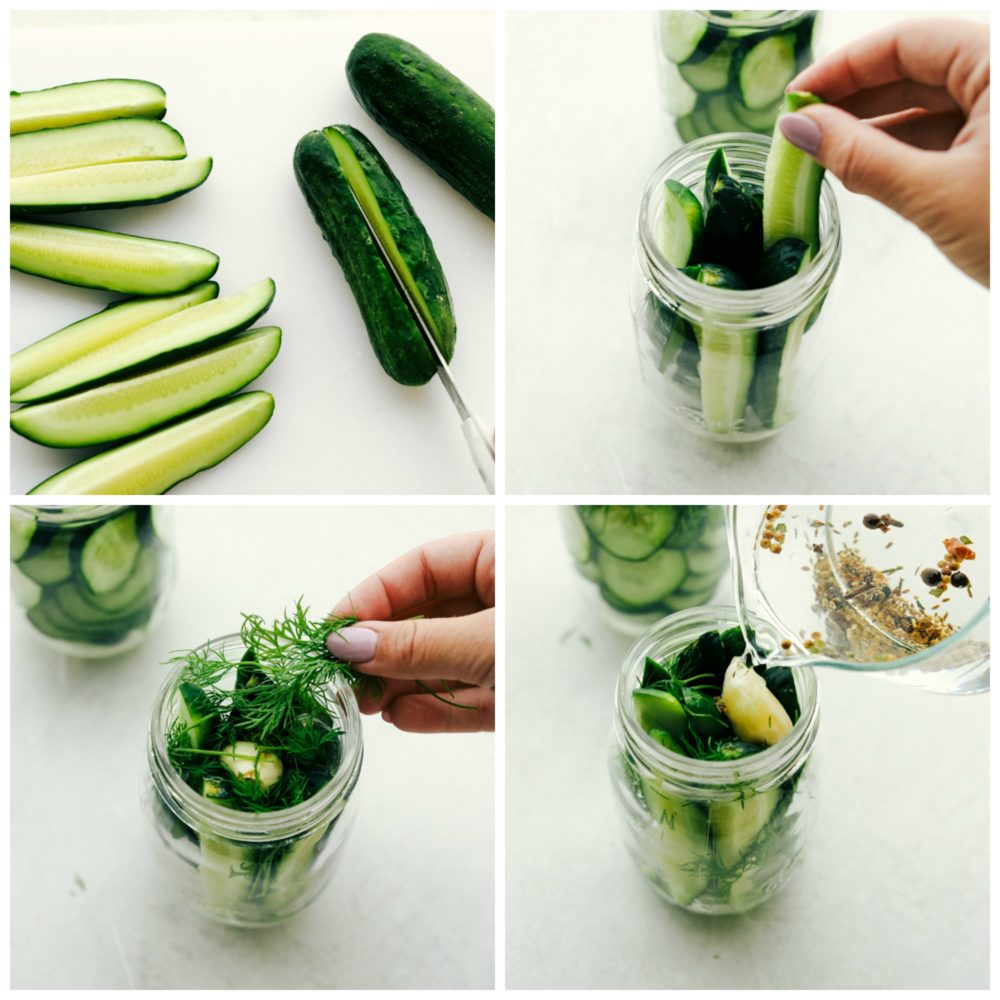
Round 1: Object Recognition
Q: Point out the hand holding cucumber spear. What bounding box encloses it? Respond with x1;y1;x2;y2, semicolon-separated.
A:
326;531;495;734
779;18;989;286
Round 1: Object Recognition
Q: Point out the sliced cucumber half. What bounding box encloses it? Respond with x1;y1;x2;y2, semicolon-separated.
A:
11;221;220;295
11;327;282;448
11;118;187;178
11;155;213;213
13;279;277;403
709;785;781;867
28;391;275;495
10;78;166;134
10;283;219;396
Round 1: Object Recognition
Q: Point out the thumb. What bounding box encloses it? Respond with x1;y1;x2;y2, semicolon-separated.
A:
325;609;495;687
780;103;940;222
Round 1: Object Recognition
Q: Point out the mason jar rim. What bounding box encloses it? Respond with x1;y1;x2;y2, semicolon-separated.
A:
148;633;364;841
685;10;813;29
615;605;819;789
636;133;841;324
14;504;132;523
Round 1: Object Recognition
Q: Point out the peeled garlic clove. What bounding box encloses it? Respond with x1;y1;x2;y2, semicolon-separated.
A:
721;656;793;747
221;740;283;788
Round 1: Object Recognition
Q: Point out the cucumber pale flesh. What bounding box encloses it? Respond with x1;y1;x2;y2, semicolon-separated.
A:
10;78;166;134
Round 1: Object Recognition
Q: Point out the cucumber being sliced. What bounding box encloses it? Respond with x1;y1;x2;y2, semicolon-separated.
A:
709;785;781;867
11;326;282;448
12;279;276;403
18;530;75;585
11;221;220;295
11;156;213;213
597;547;687;606
10;283;219;395
733;33;797;111
762;92;825;254
10;78;166;134
582;506;678;560
28;391;274;495
659;180;703;268
79;509;140;593
11;118;187;178
660;11;717;65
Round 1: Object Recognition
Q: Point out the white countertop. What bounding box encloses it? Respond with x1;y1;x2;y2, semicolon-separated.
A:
11;11;494;496
505;11;989;494
12;504;494;988
505;506;988;989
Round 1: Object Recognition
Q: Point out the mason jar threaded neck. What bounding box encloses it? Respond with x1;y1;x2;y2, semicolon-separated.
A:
636;134;842;328
148;633;364;842
614;605;819;792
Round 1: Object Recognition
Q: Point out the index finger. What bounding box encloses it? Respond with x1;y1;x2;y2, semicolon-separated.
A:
330;530;495;621
790;18;988;111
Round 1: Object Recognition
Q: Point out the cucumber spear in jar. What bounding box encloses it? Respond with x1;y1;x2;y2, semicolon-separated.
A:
164;603;374;917
630;624;804;909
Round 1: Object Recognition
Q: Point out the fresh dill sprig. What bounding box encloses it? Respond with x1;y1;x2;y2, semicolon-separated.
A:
166;599;364;812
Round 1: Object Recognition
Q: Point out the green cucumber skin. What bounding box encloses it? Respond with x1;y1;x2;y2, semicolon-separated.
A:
347;33;495;219
293;125;456;387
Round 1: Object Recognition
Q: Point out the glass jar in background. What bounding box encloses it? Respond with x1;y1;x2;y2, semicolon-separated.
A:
609;606;819;915
630;134;841;441
143;634;364;927
561;505;728;637
656;10;819;141
10;505;174;658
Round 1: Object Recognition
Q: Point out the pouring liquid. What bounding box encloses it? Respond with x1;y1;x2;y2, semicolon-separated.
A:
726;505;990;694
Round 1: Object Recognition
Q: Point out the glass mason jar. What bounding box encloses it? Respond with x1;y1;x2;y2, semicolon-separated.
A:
656;10;819;142
630;134;841;441
10;504;174;658
609;606;819;915
144;635;364;927
560;505;728;637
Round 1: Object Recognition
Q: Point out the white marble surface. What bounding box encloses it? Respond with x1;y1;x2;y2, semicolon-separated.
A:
505;506;988;988
10;11;494;496
505;11;989;494
11;505;494;988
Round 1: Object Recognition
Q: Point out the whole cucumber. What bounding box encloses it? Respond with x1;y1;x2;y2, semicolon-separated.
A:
346;33;495;219
293;124;456;386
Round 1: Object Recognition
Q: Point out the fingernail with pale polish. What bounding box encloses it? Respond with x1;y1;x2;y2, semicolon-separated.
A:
779;113;822;156
327;626;378;663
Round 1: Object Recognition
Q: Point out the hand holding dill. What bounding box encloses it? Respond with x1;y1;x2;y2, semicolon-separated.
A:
326;531;495;734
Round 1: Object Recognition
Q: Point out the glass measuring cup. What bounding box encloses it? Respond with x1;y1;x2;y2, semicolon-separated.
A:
727;505;989;694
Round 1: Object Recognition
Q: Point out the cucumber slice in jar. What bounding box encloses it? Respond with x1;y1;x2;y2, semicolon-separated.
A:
10;510;37;560
702;175;763;275
640;782;711;905
560;507;592;564
582;506;677;560
659;57;698;117
703;93;749;134
709;785;781;867
11;563;43;608
678;40;736;93
79;509;141;594
730;96;783;132
178;682;217;750
597;546;687;606
685;543;729;575
733;33;798;111
18;529;75;585
659;11;718;65
633;688;687;736
82;546;158;612
658;180;704;267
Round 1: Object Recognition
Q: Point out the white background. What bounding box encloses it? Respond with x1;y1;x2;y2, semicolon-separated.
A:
11;504;494;988
505;506;988;989
506;11;990;494
10;10;495;495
